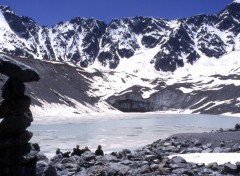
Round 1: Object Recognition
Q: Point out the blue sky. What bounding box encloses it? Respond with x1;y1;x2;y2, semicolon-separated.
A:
0;0;233;26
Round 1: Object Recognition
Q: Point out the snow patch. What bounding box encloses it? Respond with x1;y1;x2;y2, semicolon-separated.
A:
0;10;11;30
233;0;240;3
169;153;240;165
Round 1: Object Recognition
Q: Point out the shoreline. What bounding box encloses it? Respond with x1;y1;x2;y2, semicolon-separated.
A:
30;114;240;162
31;112;240;125
36;124;240;175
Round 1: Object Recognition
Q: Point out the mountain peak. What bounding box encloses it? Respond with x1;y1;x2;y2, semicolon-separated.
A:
233;0;240;3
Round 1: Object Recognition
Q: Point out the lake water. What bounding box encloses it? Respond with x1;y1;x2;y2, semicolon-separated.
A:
29;113;240;157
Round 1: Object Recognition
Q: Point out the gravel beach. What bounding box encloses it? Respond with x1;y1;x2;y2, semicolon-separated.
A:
170;131;240;148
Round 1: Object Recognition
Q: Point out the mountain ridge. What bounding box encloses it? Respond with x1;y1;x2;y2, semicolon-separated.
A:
0;2;239;72
0;2;239;117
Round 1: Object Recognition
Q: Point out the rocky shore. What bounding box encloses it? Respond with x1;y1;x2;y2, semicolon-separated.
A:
36;124;240;176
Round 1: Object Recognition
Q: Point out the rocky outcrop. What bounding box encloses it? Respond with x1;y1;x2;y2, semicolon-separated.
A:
0;54;40;175
107;82;240;114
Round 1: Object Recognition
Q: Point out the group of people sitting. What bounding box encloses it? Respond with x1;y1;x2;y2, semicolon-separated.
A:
56;144;104;158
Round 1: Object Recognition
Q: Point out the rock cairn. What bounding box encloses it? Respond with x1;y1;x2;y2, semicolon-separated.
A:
0;54;40;175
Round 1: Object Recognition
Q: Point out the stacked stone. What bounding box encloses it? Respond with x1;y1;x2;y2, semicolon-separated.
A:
0;54;40;176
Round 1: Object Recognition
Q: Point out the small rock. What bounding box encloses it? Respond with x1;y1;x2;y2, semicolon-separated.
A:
142;161;149;165
159;158;168;168
36;161;49;175
106;166;118;176
187;147;202;153
232;144;240;152
150;164;159;170
179;148;187;154
103;155;119;162
145;154;159;162
222;148;231;153
207;162;219;171
180;140;190;147
201;148;213;153
81;151;95;161
194;139;201;146
223;163;238;175
153;159;160;164
83;165;105;176
120;159;132;165
166;145;175;152
213;147;223;153
235;161;240;171
163;142;172;147
169;163;180;169
171;148;180;153
206;143;212;148
182;169;195;176
51;154;63;163
158;168;170;175
44;164;58;176
132;157;142;161
171;156;187;164
219;141;225;147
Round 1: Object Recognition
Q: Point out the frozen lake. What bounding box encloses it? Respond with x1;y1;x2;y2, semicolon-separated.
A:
29;113;240;157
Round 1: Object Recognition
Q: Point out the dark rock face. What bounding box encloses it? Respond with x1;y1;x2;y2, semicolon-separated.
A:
0;2;239;72
1;56;100;113
153;23;195;71
217;2;240;33
112;99;151;112
107;82;240;114
0;54;40;175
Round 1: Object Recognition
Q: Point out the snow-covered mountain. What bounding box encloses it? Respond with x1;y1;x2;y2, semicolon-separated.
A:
1;1;240;71
0;1;240;118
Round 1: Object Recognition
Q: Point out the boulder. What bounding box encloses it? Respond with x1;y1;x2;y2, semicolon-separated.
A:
44;165;57;176
103;155;119;162
81;151;95;162
223;163;238;175
171;156;187;164
207;162;219;171
0;54;40;82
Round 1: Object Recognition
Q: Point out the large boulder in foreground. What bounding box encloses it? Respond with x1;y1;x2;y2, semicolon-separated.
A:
0;53;40;82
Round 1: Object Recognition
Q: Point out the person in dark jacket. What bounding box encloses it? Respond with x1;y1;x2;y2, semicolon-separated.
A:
56;148;62;155
95;145;104;156
71;145;82;156
83;146;91;153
